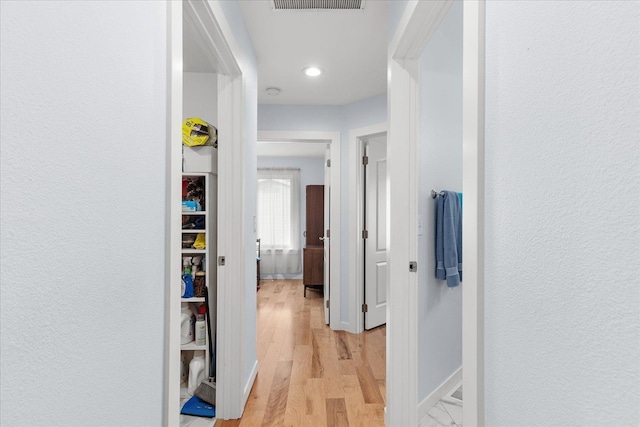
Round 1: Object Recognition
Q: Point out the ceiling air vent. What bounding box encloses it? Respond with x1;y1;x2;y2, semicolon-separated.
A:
270;0;365;10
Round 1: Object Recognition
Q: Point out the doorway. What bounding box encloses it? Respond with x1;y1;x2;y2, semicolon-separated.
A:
257;130;341;330
362;133;388;330
348;124;387;334
168;0;251;422
387;0;485;425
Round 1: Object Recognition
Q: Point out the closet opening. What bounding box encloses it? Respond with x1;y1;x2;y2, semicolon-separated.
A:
167;0;249;423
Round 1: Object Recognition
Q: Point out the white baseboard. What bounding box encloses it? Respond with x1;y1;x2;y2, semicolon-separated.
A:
242;360;259;411
417;367;462;425
340;321;354;333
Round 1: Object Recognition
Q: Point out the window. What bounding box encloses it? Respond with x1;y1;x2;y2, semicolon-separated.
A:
256;168;301;275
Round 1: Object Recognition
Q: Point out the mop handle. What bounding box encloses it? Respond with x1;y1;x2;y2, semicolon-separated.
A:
204;285;215;379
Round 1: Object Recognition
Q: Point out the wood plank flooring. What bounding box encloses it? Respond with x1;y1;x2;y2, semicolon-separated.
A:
216;279;386;427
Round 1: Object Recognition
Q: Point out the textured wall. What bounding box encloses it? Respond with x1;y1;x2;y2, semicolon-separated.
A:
0;1;167;425
484;1;640;424
417;0;463;400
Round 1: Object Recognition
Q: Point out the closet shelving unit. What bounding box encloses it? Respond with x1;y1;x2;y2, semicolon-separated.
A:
180;170;217;403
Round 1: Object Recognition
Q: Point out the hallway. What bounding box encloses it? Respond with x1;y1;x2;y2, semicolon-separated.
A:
217;280;386;427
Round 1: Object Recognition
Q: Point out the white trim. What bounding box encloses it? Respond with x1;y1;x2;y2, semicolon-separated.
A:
347;123;387;334
387;55;420;427
417;367;463;424
340;321;351;332
184;1;235;76
392;0;453;60
257;130;342;331
388;0;487;426
217;72;246;419
462;1;486;425
242;360;259;409
165;2;183;425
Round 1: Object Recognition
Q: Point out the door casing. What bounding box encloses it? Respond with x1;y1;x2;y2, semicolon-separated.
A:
348;123;387;334
167;0;253;422
323;144;331;324
363;133;388;330
257;130;341;331
387;0;486;425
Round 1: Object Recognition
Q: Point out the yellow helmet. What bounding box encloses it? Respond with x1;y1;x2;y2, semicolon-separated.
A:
182;118;218;147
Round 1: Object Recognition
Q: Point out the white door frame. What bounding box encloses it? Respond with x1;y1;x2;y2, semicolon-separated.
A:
257;130;341;331
387;1;485;426
323;144;331;325
167;0;250;422
348;123;387;334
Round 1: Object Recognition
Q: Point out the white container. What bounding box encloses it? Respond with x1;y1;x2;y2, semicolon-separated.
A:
181;306;194;345
195;314;206;346
183;146;218;173
187;351;206;395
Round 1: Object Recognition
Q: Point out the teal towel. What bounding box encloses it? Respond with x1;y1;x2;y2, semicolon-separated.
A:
435;191;462;287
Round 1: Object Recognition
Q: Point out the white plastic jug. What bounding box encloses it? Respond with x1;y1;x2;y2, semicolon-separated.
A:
195;314;206;346
187;351;206;395
181;306;194;345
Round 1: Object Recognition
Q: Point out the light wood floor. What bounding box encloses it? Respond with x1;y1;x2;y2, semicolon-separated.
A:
216;279;386;427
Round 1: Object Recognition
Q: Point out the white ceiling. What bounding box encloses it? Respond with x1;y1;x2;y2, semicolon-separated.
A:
183;2;386;158
239;0;387;105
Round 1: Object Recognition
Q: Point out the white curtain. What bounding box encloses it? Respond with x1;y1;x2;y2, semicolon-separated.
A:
257;168;301;276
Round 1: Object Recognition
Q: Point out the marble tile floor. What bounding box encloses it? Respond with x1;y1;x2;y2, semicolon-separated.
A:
423;382;463;427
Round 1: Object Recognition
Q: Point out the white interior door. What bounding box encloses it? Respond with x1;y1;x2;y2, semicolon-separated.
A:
364;134;387;329
323;144;331;324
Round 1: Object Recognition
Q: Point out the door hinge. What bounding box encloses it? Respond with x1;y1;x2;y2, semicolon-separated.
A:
362;155;368;165
409;261;417;272
218;256;226;266
362;229;368;239
362;303;368;313
326;229;330;238
326;299;330;309
326;159;331;167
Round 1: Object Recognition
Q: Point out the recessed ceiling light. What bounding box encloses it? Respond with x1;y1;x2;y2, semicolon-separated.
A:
303;66;322;77
266;87;281;96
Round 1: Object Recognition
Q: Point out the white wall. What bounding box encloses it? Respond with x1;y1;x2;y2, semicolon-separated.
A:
484;1;640;424
258;104;344;132
183;72;218;125
258;93;386;324
0;1;167;426
416;0;463;400
257;156;325;279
